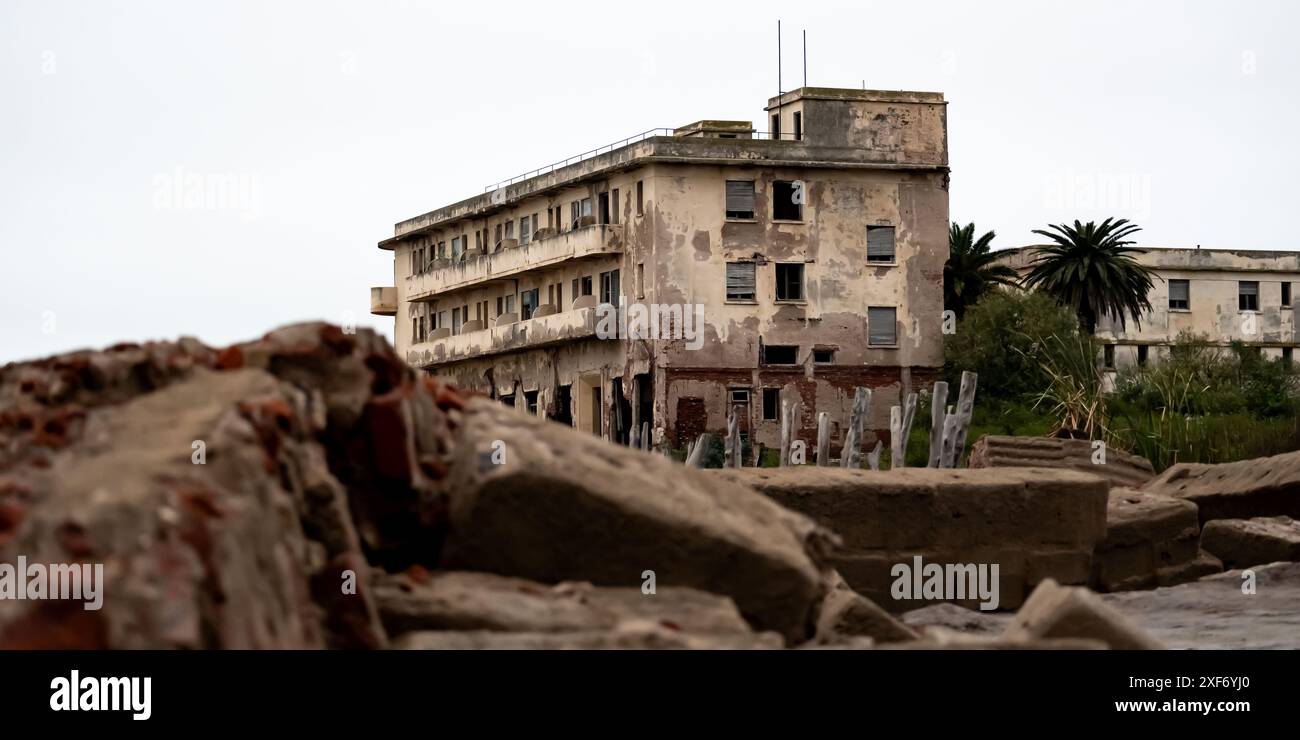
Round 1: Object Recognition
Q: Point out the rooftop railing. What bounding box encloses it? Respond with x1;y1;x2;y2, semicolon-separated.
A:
484;128;674;193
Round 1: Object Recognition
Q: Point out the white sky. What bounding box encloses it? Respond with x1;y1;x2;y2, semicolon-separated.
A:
3;0;1298;363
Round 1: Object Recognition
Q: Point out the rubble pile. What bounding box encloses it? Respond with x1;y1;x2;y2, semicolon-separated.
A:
2;326;1298;650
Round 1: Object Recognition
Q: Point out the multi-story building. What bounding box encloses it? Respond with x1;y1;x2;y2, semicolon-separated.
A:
998;247;1300;368
370;87;950;455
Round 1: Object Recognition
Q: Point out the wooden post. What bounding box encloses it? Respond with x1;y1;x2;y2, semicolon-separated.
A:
941;405;957;468
866;440;883;470
841;387;870;469
629;423;641;450
891;392;918;468
779;399;791;466
949;371;978;468
816;411;830;467
928;381;949;468
789;402;802;464
641;421;651;451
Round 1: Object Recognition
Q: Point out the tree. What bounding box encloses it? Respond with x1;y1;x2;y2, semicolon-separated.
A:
944;222;1020;319
1023;218;1156;334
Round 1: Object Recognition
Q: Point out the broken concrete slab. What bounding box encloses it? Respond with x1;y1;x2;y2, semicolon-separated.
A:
968;434;1155;488
1004;579;1164;650
1091;488;1215;592
901;603;1012;636
1200;516;1300;569
373;569;754;637
813;571;918;645
1101;562;1300;649
1143;449;1300;524
439;398;835;643
390;624;784;650
715;466;1108;611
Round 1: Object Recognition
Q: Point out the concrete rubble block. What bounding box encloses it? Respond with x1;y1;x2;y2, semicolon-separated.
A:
901;602;1012;636
1004;579;1165;650
813;571;918;645
1142;449;1300;524
830;547;1031;613
967;434;1155;488
440;398;836;643
391;624;784;650
716;466;1109;551
1091;488;1213;592
0;368;384;649
373;569;755;637
1200;516;1300;569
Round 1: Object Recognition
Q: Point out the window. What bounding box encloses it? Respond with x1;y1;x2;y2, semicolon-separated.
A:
1104;344;1115;368
555;282;564;310
867;307;897;346
762;344;798;365
1168;279;1190;310
762;388;780;420
612;189;620;224
771;113;780;139
1283;282;1292;308
521;289;539;320
773;180;802;221
867;225;896;263
728;388;750;406
438;241;447;260
496;296;503;317
505;295;514;315
725;180;755;219
793;111;802;141
726;262;756;301
1239;281;1259;311
520;216;531;245
599;269;621;304
451;237;464;261
636;263;645;299
1137;344;1149;367
775;263;804;301
598;192;609;225
1284;347;1294;367
494;223;502;244
636;180;643;216
813;348;835;364
525;390;539;415
581;275;593;296
452;309;462;335
504;220;514;240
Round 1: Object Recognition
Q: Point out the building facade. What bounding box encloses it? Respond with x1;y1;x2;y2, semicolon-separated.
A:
371;87;950;456
998;247;1300;368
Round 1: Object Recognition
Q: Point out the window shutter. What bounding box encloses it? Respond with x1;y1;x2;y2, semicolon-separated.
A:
868;307;897;346
1240;281;1258;297
867;226;895;262
726;181;755;216
1169;280;1189;302
726;262;756;299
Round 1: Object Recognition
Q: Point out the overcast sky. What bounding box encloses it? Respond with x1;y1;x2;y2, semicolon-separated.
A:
2;0;1297;363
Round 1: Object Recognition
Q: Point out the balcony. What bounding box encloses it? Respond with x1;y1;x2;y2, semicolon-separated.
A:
406;223;624;301
406;305;601;368
370;286;396;316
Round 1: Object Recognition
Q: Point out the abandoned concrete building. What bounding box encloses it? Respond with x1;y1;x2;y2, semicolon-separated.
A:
999;247;1300;369
370;87;949;453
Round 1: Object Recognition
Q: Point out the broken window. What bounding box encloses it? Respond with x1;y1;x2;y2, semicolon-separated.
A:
728;388;750;406
773;180;802;221
504;220;514;240
521;288;539;320
775;263;804;301
813;348;835;364
1168;279;1189;310
725;180;755;219
599;269;621;304
1103;344;1115;368
1137;344;1149;367
762;388;780;420
726;262;756;301
1239;281;1259;311
762;344;798;365
1284;282;1292;308
793;111;802;141
636;181;643;216
867;225;896;263
868;307;897;346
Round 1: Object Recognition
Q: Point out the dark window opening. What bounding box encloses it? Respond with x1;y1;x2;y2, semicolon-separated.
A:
521;288;539;320
773;180;802;221
813;348;835;364
524;390;539;415
552;385;573;425
1284;347;1294;367
1103;344;1115;369
762;344;798;365
762;388;780;420
1137;345;1149;367
775;263;804;301
581;275;594;296
599;269;621;304
598;192;610;225
1283;282;1292;308
771;113;780;139
636;181;644;216
793;111;802;141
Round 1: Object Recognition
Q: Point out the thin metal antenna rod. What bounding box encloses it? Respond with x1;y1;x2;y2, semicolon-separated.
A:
777;20;782;96
803;30;807;87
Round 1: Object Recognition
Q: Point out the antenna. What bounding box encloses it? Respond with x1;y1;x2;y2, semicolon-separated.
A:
777;20;783;97
802;30;807;88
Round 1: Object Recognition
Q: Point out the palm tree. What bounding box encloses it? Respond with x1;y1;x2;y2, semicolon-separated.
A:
945;222;1020;318
1024;218;1156;334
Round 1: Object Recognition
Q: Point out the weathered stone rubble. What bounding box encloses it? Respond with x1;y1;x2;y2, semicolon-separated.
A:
968;434;1155;488
3;324;1298;650
1143;450;1300;524
1200;516;1300;569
